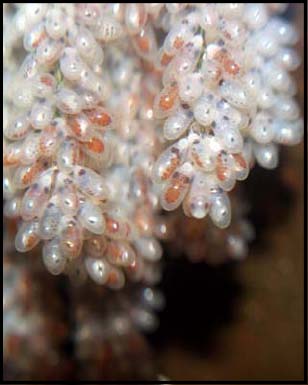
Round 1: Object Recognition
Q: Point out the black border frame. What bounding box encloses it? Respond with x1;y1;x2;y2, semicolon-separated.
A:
1;2;307;384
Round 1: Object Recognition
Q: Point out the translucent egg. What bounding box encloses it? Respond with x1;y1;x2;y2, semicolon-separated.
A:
134;237;162;262
20;132;40;165
71;166;110;201
190;138;217;172
24;3;48;27
275;48;301;71
39;203;62;240
163;107;193;140
33;73;56;97
18;54;39;80
13;80;35;109
193;95;216;127
57;137;80;170
85;257;110;285
185;172;211;219
15;220;40;252
21;183;49;221
273;118;304;146
42;238;66;275
249;112;275;144
209;191;231;229
160;162;194;211
253;143;279;169
4;196;22;218
219;80;253;110
106;240;136;266
45;8;66;40
94;16;124;42
56;88;83;115
78;200;105;235
60;47;85;82
257;87;274;109
178;73;204;104
4;113;31;141
215;123;244;153
152;139;188;184
273;96;300;121
243;3;268;30
36;38;63;66
23;22;47;52
59;216;83;258
30;101;54;130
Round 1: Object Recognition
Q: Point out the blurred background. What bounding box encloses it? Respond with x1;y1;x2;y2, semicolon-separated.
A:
150;3;305;381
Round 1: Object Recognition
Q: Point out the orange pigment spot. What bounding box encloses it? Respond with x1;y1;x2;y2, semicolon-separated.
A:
85;137;104;153
159;85;178;111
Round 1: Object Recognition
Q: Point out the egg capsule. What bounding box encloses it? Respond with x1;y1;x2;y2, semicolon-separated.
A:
42;238;67;275
56;88;83;115
39;203;62;240
153;83;180;119
13;159;49;189
273;118;304;146
106;241;136;267
85;257;110;285
253;143;279;170
160;162;194;211
59;216;83;258
84;235;107;258
20;183;49;221
93;16;124;42
60;47;85;82
23;22;47;52
78;200;105;235
4;113;31;141
3;142;23;167
249;112;275;144
190;138;217;172
219;80;253;110
132;24;157;61
193;95;216;127
45;8;67;40
152;139;188;184
273;96;300;122
30;101;54;130
57;137;81;171
71;166;110;201
20;132;41;165
232;153;249;181
185;172;211;219
33;73;56;97
36;38;63;66
178;73;204;104
134;237;163;262
86;106;113;128
163;107;193;140
214;122;243;154
15;220;40;252
209;191;231;229
4;196;22;218
216;152;236;192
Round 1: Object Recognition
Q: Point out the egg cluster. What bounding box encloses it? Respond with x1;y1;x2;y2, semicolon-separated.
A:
3;220;165;380
151;3;303;228
3;3;303;285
